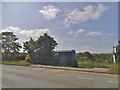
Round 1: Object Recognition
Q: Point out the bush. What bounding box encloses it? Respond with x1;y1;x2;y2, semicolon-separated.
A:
2;53;26;61
25;54;31;63
15;53;26;60
77;52;113;63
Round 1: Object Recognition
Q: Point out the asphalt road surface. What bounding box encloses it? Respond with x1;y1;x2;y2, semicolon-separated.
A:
2;65;118;88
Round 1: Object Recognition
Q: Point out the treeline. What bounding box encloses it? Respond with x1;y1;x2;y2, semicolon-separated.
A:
77;41;120;64
1;31;120;65
1;32;58;65
77;52;113;63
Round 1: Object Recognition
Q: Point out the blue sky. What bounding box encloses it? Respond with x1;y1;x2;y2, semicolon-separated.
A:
2;2;118;53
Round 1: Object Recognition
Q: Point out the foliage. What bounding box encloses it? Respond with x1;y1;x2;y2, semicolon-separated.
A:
2;32;22;60
25;53;31;63
77;51;94;61
2;52;26;61
93;53;113;63
23;33;58;65
77;52;113;63
3;60;30;66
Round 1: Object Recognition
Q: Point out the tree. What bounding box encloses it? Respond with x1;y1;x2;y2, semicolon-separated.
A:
83;52;94;60
77;51;113;63
11;42;22;53
2;32;22;60
23;37;35;53
93;53;112;63
23;33;58;65
77;51;94;61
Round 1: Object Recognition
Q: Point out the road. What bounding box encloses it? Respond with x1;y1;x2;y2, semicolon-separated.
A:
2;65;118;88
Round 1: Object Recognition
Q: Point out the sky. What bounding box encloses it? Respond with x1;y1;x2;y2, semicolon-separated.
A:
1;2;118;53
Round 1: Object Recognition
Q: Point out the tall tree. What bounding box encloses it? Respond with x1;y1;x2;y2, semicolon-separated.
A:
23;37;35;53
2;32;22;60
23;33;58;64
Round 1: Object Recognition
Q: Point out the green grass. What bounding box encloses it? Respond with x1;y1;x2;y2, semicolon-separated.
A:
108;64;119;74
78;61;109;68
2;60;119;74
78;61;119;74
3;60;31;66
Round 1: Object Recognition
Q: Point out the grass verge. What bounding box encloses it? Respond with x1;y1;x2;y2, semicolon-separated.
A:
78;61;119;74
108;64;119;74
78;61;109;68
3;60;30;66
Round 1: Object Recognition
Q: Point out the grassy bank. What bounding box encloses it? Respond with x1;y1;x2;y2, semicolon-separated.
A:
78;61;119;74
78;61;109;68
2;60;119;74
3;61;30;66
108;64;119;74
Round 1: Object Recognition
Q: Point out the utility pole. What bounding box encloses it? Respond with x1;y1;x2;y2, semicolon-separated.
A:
112;46;116;63
116;41;120;63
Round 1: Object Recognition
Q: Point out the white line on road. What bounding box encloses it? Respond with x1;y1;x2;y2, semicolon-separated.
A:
77;77;93;80
56;74;67;77
108;81;118;83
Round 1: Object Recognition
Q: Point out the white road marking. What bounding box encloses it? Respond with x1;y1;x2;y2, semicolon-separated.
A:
108;80;118;83
46;69;65;72
77;76;93;80
84;72;118;77
56;74;67;77
70;73;77;76
57;70;66;72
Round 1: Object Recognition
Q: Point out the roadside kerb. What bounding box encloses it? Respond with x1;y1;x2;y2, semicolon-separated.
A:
31;65;109;74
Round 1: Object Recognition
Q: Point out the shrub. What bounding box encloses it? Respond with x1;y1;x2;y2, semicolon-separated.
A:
2;53;26;61
25;54;31;63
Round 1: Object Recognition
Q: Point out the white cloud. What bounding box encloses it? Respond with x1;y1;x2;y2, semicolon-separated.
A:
86;31;103;37
68;28;105;38
74;29;85;37
68;29;85;37
1;26;51;44
64;4;108;28
108;33;116;36
1;27;67;52
39;5;60;20
68;31;74;35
